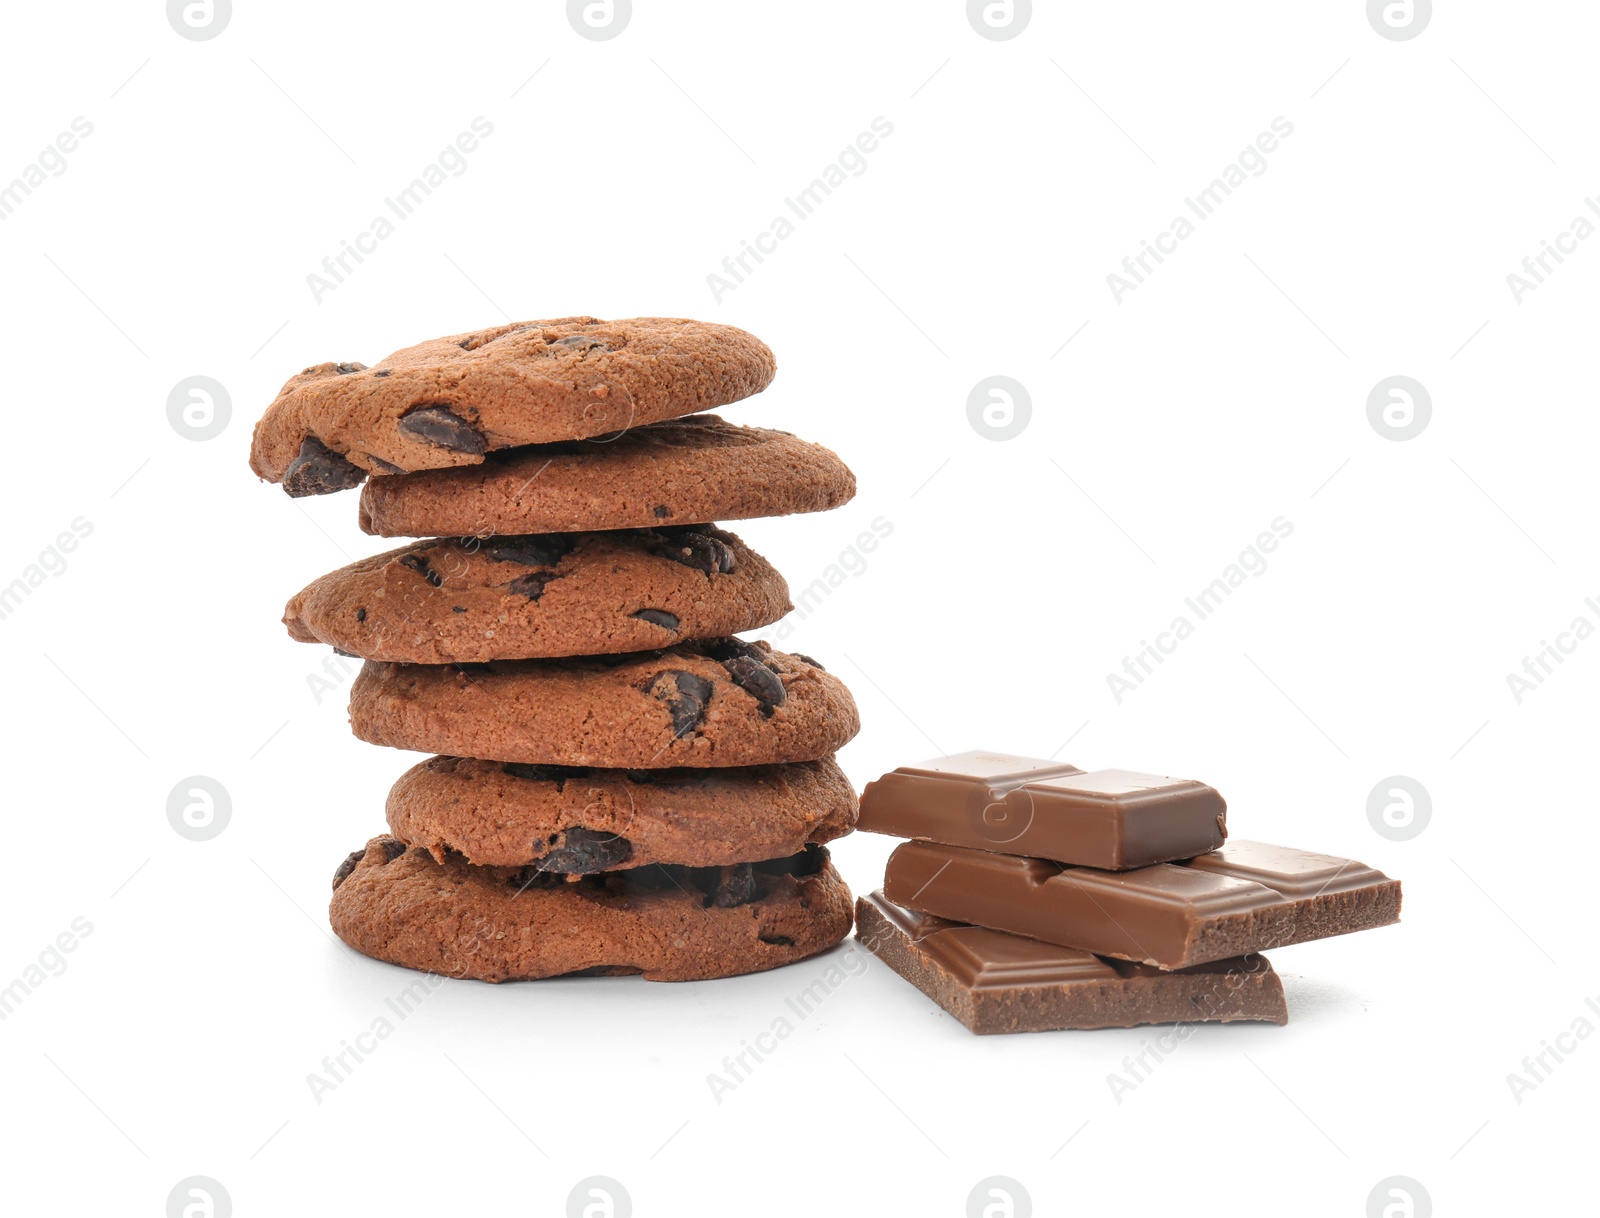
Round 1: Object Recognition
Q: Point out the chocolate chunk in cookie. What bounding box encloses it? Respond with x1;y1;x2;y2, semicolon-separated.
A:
398;406;487;454
652;527;736;574
630;609;681;630
649;670;714;737
532;828;634;874
722;655;786;715
332;849;364;890
284;436;367;497
704;863;758;908
506;571;562;601
397;553;442;587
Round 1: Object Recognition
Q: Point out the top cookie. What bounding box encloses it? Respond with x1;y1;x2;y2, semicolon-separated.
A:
249;317;776;496
358;414;856;537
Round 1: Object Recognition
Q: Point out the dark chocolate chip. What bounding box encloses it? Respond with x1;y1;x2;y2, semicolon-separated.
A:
331;849;364;890
458;339;473;349
650;530;735;574
645;669;714;737
703;536;737;574
398;406;487;454
722;655;786;715
702;637;772;667
507;571;562;601
486;537;575;568
705;863;758;908
451;606;466;614
379;838;408;863
334;362;366;375
397;553;442;587
332;647;359;659
283;436;367;497
532;828;634;875
372;368;392;378
759;935;796;947
630;608;681;631
793;653;824;671
355;607;367;622
366;455;405;474
653;505;671;518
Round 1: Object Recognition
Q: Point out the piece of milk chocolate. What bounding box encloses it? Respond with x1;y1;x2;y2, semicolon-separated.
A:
858;750;1226;869
882;839;1400;970
1178;840;1404;947
856;891;1288;1034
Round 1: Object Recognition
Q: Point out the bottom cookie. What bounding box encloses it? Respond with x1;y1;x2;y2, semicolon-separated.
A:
857;891;1288;1034
330;836;853;982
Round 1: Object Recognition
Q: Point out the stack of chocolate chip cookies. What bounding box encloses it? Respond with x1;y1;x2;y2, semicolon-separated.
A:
249;316;863;982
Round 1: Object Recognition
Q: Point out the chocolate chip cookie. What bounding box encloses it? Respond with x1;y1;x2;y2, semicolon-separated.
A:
348;638;859;768
283;525;789;663
386;754;857;869
250;317;777;495
329;835;853;982
357;414;856;538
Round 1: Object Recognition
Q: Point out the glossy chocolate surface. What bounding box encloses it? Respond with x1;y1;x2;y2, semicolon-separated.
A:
857;891;1288;1034
858;751;1225;870
882;839;1399;969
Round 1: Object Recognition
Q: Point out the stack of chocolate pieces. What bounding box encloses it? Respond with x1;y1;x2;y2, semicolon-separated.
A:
856;752;1402;1033
249;316;865;982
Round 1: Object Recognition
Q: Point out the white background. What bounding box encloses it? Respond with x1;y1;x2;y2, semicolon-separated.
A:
1;2;1592;1214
